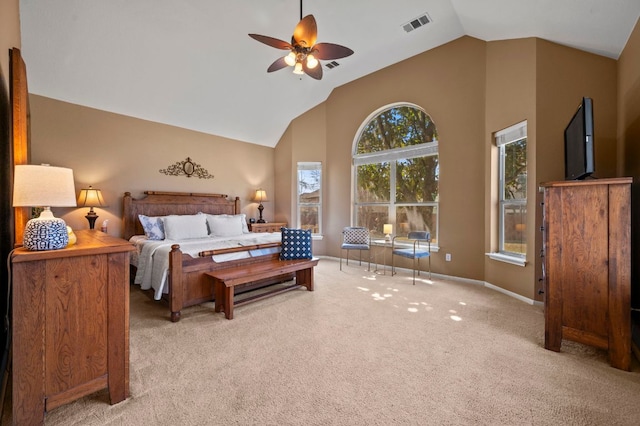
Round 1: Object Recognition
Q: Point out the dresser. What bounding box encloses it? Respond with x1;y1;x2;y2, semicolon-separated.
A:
10;230;135;424
541;177;631;370
249;222;287;233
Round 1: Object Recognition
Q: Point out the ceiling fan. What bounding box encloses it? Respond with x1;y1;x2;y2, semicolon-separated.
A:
249;1;354;80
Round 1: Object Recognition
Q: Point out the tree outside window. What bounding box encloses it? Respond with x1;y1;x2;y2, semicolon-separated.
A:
354;104;439;243
497;122;527;256
297;162;322;234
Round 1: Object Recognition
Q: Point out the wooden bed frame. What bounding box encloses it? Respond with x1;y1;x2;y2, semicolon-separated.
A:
123;191;292;322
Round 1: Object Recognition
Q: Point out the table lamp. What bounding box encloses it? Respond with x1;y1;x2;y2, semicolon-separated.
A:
253;189;268;223
383;224;393;241
77;185;107;229
13;164;77;250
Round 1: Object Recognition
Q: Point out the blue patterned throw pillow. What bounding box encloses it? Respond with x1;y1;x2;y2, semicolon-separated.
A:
138;214;165;240
280;228;312;260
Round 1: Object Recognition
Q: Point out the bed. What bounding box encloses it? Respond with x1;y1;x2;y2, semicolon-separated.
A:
123;191;293;321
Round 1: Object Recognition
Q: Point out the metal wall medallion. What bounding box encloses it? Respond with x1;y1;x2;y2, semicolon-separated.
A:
159;157;214;179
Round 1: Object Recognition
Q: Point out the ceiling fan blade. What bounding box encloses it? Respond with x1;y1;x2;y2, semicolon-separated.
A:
292;14;317;48
248;34;293;50
302;60;323;80
267;57;289;73
312;43;354;60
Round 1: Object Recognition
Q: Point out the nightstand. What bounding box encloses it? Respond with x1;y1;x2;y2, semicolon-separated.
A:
249;222;287;233
10;230;135;424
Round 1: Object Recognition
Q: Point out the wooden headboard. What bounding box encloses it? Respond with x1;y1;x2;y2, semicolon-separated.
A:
123;191;241;239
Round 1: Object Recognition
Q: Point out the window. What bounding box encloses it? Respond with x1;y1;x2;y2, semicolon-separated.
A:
297;162;322;235
496;121;527;257
353;104;439;244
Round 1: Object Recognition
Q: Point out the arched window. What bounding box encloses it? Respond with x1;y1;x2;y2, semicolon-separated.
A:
353;104;439;244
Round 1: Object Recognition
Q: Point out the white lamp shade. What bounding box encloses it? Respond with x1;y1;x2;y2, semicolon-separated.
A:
13;165;77;207
383;224;393;235
77;186;107;208
253;189;268;203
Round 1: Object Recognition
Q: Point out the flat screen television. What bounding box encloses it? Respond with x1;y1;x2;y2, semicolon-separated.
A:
564;97;594;180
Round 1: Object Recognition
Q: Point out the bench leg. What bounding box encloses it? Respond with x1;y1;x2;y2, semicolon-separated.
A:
223;285;234;320
295;267;314;291
214;280;224;313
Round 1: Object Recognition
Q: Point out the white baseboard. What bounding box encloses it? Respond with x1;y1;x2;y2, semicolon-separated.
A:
483;281;537;305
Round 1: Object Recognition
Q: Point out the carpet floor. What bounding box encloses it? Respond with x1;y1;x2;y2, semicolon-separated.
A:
3;258;640;425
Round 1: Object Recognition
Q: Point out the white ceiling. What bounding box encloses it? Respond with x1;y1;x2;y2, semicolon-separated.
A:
19;0;640;147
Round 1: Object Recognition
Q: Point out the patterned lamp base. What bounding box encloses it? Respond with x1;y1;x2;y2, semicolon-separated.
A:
23;217;69;250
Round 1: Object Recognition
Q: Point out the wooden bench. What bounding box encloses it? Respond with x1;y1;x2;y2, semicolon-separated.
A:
206;257;319;320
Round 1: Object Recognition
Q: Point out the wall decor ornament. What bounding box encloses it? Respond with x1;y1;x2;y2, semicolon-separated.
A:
159;157;214;179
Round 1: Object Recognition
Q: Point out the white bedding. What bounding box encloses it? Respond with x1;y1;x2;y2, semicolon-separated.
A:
130;233;282;300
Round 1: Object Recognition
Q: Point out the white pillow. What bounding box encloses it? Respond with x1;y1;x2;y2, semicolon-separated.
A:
227;213;250;234
162;214;208;240
138;214;165;240
207;214;245;238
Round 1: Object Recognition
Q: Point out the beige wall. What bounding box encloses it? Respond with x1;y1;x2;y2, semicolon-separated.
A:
280;35;623;301
536;39;618;183
284;36;488;281
618;18;640;307
28;95;276;236
483;38;538;298
275;103;328;252
480;37;618;301
0;0;20;92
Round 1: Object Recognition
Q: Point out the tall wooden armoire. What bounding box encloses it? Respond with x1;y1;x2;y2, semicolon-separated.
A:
542;177;632;370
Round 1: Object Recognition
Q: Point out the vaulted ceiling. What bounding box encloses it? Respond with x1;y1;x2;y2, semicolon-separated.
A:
19;0;640;147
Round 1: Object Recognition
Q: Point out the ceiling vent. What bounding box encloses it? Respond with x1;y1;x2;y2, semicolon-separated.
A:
325;61;340;70
402;13;431;33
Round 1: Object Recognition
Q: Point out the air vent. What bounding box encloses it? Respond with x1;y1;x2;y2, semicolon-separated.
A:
402;12;431;33
325;61;340;70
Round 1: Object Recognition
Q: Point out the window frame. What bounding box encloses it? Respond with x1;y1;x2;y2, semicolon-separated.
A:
495;121;527;261
296;161;322;236
352;103;439;246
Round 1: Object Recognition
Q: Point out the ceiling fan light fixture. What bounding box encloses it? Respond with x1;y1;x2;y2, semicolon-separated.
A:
306;54;318;69
248;3;353;80
284;51;296;66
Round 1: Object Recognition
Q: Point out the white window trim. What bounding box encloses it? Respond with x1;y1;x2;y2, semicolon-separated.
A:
297;161;322;236
353;141;439;165
351;103;439;244
486;252;527;267
495;120;527;258
496;121;527;147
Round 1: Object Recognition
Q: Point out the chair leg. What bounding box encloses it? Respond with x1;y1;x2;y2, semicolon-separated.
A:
391;253;396;276
340;249;343;271
413;257;416;285
359;250;362;266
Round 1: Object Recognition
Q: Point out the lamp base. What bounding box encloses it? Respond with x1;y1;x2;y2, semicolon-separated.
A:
85;211;99;230
257;203;265;223
23;216;69;250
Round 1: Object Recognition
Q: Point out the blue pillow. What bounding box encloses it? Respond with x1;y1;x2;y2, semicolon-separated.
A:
280;228;312;260
138;214;165;240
